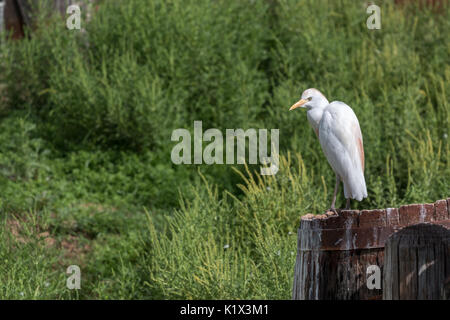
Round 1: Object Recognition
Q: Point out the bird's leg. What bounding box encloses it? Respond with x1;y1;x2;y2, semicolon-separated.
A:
328;175;340;214
345;198;351;210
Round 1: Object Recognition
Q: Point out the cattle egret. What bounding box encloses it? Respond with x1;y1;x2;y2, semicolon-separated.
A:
289;88;367;212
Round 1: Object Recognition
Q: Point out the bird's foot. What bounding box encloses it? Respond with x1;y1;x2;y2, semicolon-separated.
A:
327;207;338;215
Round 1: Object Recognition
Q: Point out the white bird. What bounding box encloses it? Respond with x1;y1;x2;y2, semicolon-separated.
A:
289;88;367;211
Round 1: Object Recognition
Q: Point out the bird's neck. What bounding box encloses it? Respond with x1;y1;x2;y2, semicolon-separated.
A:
306;107;325;134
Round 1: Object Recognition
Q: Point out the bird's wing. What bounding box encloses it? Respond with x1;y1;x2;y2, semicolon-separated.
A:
319;101;365;176
318;101;366;200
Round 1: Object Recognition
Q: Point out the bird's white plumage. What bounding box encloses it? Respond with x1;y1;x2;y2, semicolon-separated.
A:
318;101;367;201
290;88;367;204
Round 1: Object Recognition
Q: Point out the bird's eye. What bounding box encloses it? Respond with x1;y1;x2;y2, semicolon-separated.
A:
306;97;312;101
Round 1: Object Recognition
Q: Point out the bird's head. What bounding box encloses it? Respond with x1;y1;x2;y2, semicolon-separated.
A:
289;88;329;111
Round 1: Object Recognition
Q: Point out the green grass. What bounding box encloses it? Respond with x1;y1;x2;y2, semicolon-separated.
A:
0;0;448;299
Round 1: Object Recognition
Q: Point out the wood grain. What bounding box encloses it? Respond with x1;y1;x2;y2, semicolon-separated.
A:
293;198;450;300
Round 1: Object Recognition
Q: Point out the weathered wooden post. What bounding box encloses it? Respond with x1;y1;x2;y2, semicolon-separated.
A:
383;223;450;300
292;209;387;299
292;199;450;300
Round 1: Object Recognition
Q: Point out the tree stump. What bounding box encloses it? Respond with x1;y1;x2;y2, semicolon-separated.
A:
292;198;450;300
383;223;450;300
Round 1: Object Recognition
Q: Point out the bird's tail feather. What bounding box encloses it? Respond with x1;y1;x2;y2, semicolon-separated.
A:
343;170;367;201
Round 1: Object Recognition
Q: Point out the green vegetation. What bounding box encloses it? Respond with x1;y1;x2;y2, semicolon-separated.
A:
0;0;448;299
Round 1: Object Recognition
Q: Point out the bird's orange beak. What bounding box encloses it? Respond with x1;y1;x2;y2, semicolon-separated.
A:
289;99;308;111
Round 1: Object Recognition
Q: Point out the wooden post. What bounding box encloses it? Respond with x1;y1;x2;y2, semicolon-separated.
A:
292;198;450;300
383;223;450;300
292;209;387;300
